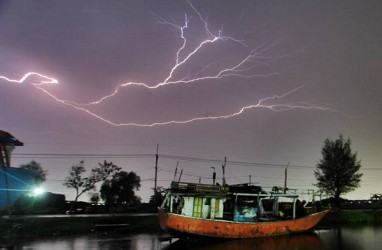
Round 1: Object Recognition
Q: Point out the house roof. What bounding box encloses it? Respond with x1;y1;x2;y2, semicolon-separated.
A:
0;130;24;146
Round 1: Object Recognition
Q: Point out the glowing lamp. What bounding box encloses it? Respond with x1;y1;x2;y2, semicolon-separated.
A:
31;187;45;196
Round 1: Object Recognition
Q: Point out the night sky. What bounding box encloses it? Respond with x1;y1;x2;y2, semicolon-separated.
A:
1;0;381;202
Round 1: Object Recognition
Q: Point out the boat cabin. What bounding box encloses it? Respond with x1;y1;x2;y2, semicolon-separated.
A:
161;182;228;220
161;181;303;222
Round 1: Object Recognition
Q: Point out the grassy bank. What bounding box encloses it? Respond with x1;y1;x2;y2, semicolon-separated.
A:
0;214;159;239
320;210;382;225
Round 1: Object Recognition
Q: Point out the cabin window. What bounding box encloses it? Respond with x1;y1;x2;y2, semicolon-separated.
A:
215;198;220;214
193;197;203;218
160;193;171;210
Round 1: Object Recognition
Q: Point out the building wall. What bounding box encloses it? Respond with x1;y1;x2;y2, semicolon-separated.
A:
0;167;37;208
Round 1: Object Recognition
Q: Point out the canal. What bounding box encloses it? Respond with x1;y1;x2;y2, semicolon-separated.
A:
1;225;381;249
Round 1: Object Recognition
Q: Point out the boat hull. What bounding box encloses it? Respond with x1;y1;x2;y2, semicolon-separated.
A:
158;208;329;239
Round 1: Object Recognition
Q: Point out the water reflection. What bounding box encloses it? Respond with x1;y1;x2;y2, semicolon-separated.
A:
316;227;361;250
0;234;162;250
163;232;326;250
316;225;382;250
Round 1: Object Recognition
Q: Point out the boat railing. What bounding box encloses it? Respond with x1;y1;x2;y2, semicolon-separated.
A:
171;181;229;194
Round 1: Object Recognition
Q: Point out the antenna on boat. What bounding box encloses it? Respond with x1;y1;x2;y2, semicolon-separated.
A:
211;167;216;185
284;162;289;193
222;156;226;186
249;175;252;184
173;161;179;181
178;169;183;182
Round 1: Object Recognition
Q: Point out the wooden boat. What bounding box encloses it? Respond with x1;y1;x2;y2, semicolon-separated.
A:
158;181;329;239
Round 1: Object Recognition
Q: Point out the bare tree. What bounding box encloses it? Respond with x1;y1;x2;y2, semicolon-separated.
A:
63;160;120;202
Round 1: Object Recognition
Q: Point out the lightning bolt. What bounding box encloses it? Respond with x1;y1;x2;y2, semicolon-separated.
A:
0;72;58;86
0;1;334;127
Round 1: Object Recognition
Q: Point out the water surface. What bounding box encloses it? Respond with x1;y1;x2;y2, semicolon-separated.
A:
1;225;381;250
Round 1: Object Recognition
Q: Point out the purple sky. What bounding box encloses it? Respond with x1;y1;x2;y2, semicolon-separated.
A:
1;0;381;202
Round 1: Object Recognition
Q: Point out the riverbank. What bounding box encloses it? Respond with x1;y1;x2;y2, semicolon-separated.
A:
320;209;382;225
1;210;381;240
0;214;160;239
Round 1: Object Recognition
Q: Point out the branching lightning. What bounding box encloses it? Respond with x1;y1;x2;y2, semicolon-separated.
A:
0;1;334;127
0;72;58;86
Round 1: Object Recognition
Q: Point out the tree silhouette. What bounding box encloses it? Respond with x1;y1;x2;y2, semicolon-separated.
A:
100;171;141;208
20;160;47;184
370;193;382;201
314;135;362;207
89;192;100;205
149;186;165;207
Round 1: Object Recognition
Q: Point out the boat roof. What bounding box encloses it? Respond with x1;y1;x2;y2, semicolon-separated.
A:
171;181;229;194
229;183;263;194
170;181;299;198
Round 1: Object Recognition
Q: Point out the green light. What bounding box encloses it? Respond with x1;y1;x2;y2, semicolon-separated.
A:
32;187;45;196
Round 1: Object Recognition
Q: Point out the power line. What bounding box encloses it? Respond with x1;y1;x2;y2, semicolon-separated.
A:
12;153;382;171
158;154;298;168
160;154;382;171
13;153;155;159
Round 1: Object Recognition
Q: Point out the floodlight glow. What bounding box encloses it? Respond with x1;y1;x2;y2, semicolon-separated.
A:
32;187;45;196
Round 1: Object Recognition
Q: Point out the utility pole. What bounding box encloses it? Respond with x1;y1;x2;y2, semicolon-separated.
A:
222;156;226;186
154;144;159;195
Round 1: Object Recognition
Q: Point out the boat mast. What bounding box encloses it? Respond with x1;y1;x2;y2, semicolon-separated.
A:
211;167;216;185
178;169;183;182
173;161;178;181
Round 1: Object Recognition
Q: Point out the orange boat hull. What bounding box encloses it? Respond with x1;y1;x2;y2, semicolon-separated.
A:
158;208;329;239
